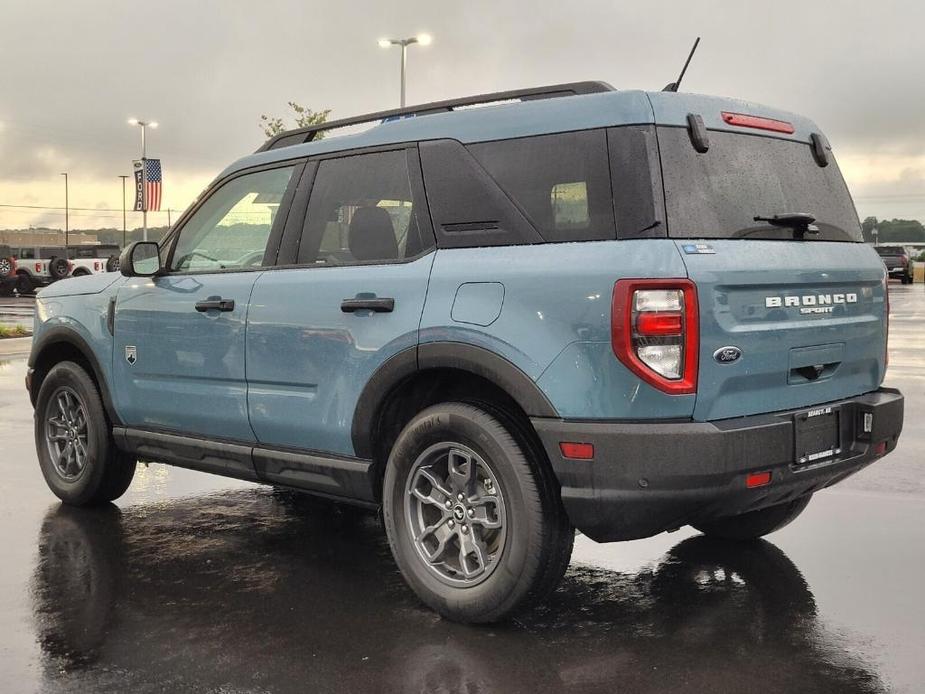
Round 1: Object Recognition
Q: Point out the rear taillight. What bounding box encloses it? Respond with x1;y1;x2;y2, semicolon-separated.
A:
612;279;699;395
94;261;101;271
35;263;42;272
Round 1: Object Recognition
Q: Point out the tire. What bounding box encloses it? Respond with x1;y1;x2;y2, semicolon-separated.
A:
35;361;136;506
0;256;12;279
692;494;812;541
105;255;119;273
71;268;90;277
48;256;69;280
383;402;573;623
16;271;33;295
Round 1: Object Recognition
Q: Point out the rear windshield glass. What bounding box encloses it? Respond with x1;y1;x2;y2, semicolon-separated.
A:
467;131;616;242
658;127;862;242
875;246;905;256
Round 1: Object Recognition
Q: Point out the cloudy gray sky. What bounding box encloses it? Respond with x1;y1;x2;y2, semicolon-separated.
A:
2;0;924;229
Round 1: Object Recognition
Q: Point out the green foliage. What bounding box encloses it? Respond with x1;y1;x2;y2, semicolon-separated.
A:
860;217;925;243
259;103;332;139
0;324;29;338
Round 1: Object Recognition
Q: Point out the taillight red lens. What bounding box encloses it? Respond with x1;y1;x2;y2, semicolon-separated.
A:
612;279;699;395
636;311;683;336
721;112;795;134
35;263;41;272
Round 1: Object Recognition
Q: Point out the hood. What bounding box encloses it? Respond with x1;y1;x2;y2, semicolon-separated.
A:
37;273;124;298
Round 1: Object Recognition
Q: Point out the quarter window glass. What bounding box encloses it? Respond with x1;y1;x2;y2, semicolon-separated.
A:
298;150;433;265
171;165;295;272
467;131;615;242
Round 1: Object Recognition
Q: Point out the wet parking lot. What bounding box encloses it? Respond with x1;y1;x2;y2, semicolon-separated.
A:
0;287;923;693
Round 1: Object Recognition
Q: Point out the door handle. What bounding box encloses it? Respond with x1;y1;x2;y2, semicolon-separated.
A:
341;297;395;313
195;297;235;312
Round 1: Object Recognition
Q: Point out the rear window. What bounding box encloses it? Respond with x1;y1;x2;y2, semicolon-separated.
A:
467;131;616;242
658;127;862;242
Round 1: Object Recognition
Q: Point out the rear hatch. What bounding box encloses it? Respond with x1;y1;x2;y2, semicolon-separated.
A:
650;94;887;421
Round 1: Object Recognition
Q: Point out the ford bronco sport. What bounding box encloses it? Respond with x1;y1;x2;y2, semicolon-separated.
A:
27;82;904;623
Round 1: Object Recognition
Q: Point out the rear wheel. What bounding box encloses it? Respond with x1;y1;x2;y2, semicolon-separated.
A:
383;402;573;623
48;256;69;280
692;494;812;541
35;361;136;506
16;271;33;295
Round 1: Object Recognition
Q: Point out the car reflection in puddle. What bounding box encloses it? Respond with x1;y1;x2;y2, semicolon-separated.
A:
32;488;884;693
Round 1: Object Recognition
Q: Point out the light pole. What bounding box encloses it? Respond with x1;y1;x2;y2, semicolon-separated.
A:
127;118;158;241
119;175;129;247
377;34;432;107
60;172;69;245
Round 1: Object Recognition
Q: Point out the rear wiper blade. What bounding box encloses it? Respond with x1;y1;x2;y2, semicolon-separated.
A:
752;212;819;239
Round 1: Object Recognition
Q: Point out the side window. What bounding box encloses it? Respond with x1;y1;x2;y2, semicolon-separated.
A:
467;130;615;242
19;248;35;259
170;165;296;272
297;150;433;266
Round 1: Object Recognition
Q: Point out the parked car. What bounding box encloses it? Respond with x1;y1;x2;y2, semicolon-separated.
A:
0;244;17;296
26;81;904;623
12;246;71;294
874;245;915;283
67;244;121;277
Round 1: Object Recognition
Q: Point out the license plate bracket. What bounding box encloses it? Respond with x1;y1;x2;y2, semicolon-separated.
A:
794;406;841;465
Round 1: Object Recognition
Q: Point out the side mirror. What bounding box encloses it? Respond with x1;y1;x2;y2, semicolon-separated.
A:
120;241;162;277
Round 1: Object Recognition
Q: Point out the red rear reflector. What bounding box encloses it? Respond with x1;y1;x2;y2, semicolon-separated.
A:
746;471;772;488
873;441;887;457
636;311;683;336
559;442;594;460
721;112;795;134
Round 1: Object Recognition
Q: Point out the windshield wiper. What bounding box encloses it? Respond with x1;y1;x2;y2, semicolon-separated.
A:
752;212;819;240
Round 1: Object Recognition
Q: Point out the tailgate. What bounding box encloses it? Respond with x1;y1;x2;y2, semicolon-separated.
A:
680;240;887;421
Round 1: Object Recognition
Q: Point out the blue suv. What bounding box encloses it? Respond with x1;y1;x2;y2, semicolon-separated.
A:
27;82;904;622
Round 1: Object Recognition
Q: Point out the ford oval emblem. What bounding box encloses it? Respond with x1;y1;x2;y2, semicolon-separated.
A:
713;346;742;364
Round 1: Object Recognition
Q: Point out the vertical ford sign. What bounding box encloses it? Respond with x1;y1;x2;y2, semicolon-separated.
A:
133;159;145;211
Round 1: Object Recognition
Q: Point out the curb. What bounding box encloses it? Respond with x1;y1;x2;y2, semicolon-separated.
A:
0;336;32;359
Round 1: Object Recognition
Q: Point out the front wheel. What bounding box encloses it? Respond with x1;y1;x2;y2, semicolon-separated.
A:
383;403;573;623
35;361;137;506
692;494;812;541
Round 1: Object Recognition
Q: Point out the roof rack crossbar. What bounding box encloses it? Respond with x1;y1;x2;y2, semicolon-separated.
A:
257;81;614;152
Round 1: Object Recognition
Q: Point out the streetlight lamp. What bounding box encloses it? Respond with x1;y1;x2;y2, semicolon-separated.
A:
60;172;69;245
377;34;432;107
119;175;130;247
127;118;158;241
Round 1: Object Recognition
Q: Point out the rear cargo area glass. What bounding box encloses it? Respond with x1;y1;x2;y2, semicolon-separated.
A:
657;128;862;242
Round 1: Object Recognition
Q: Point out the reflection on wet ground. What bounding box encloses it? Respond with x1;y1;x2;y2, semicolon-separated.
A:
30;491;884;693
2;285;924;693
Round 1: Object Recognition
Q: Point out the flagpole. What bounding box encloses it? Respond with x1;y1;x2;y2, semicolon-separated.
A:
129;118;157;242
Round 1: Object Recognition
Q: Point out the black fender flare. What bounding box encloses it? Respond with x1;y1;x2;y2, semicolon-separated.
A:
351;342;557;459
29;326;122;424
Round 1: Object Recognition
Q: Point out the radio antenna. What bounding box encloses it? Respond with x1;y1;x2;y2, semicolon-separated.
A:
662;37;701;92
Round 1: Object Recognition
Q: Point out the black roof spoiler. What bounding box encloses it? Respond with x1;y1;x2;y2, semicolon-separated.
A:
256;81;615;152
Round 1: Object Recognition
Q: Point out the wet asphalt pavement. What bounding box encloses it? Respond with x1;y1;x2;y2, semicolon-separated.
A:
0;287;923;693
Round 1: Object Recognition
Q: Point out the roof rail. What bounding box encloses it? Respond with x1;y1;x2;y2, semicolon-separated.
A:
256;81;615;152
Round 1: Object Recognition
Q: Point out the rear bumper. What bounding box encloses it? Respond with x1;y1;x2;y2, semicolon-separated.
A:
532;388;904;542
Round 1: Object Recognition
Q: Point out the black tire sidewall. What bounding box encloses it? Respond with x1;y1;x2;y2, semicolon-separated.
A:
383;404;543;621
35;362;112;505
49;257;69;279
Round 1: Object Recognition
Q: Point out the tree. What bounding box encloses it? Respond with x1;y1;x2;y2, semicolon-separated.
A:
259;102;331;139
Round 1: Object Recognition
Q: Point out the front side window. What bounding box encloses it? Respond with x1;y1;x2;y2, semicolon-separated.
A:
297;149;433;265
467;131;615;242
171;165;296;272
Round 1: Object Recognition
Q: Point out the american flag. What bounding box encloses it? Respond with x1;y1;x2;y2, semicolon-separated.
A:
143;159;162;211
